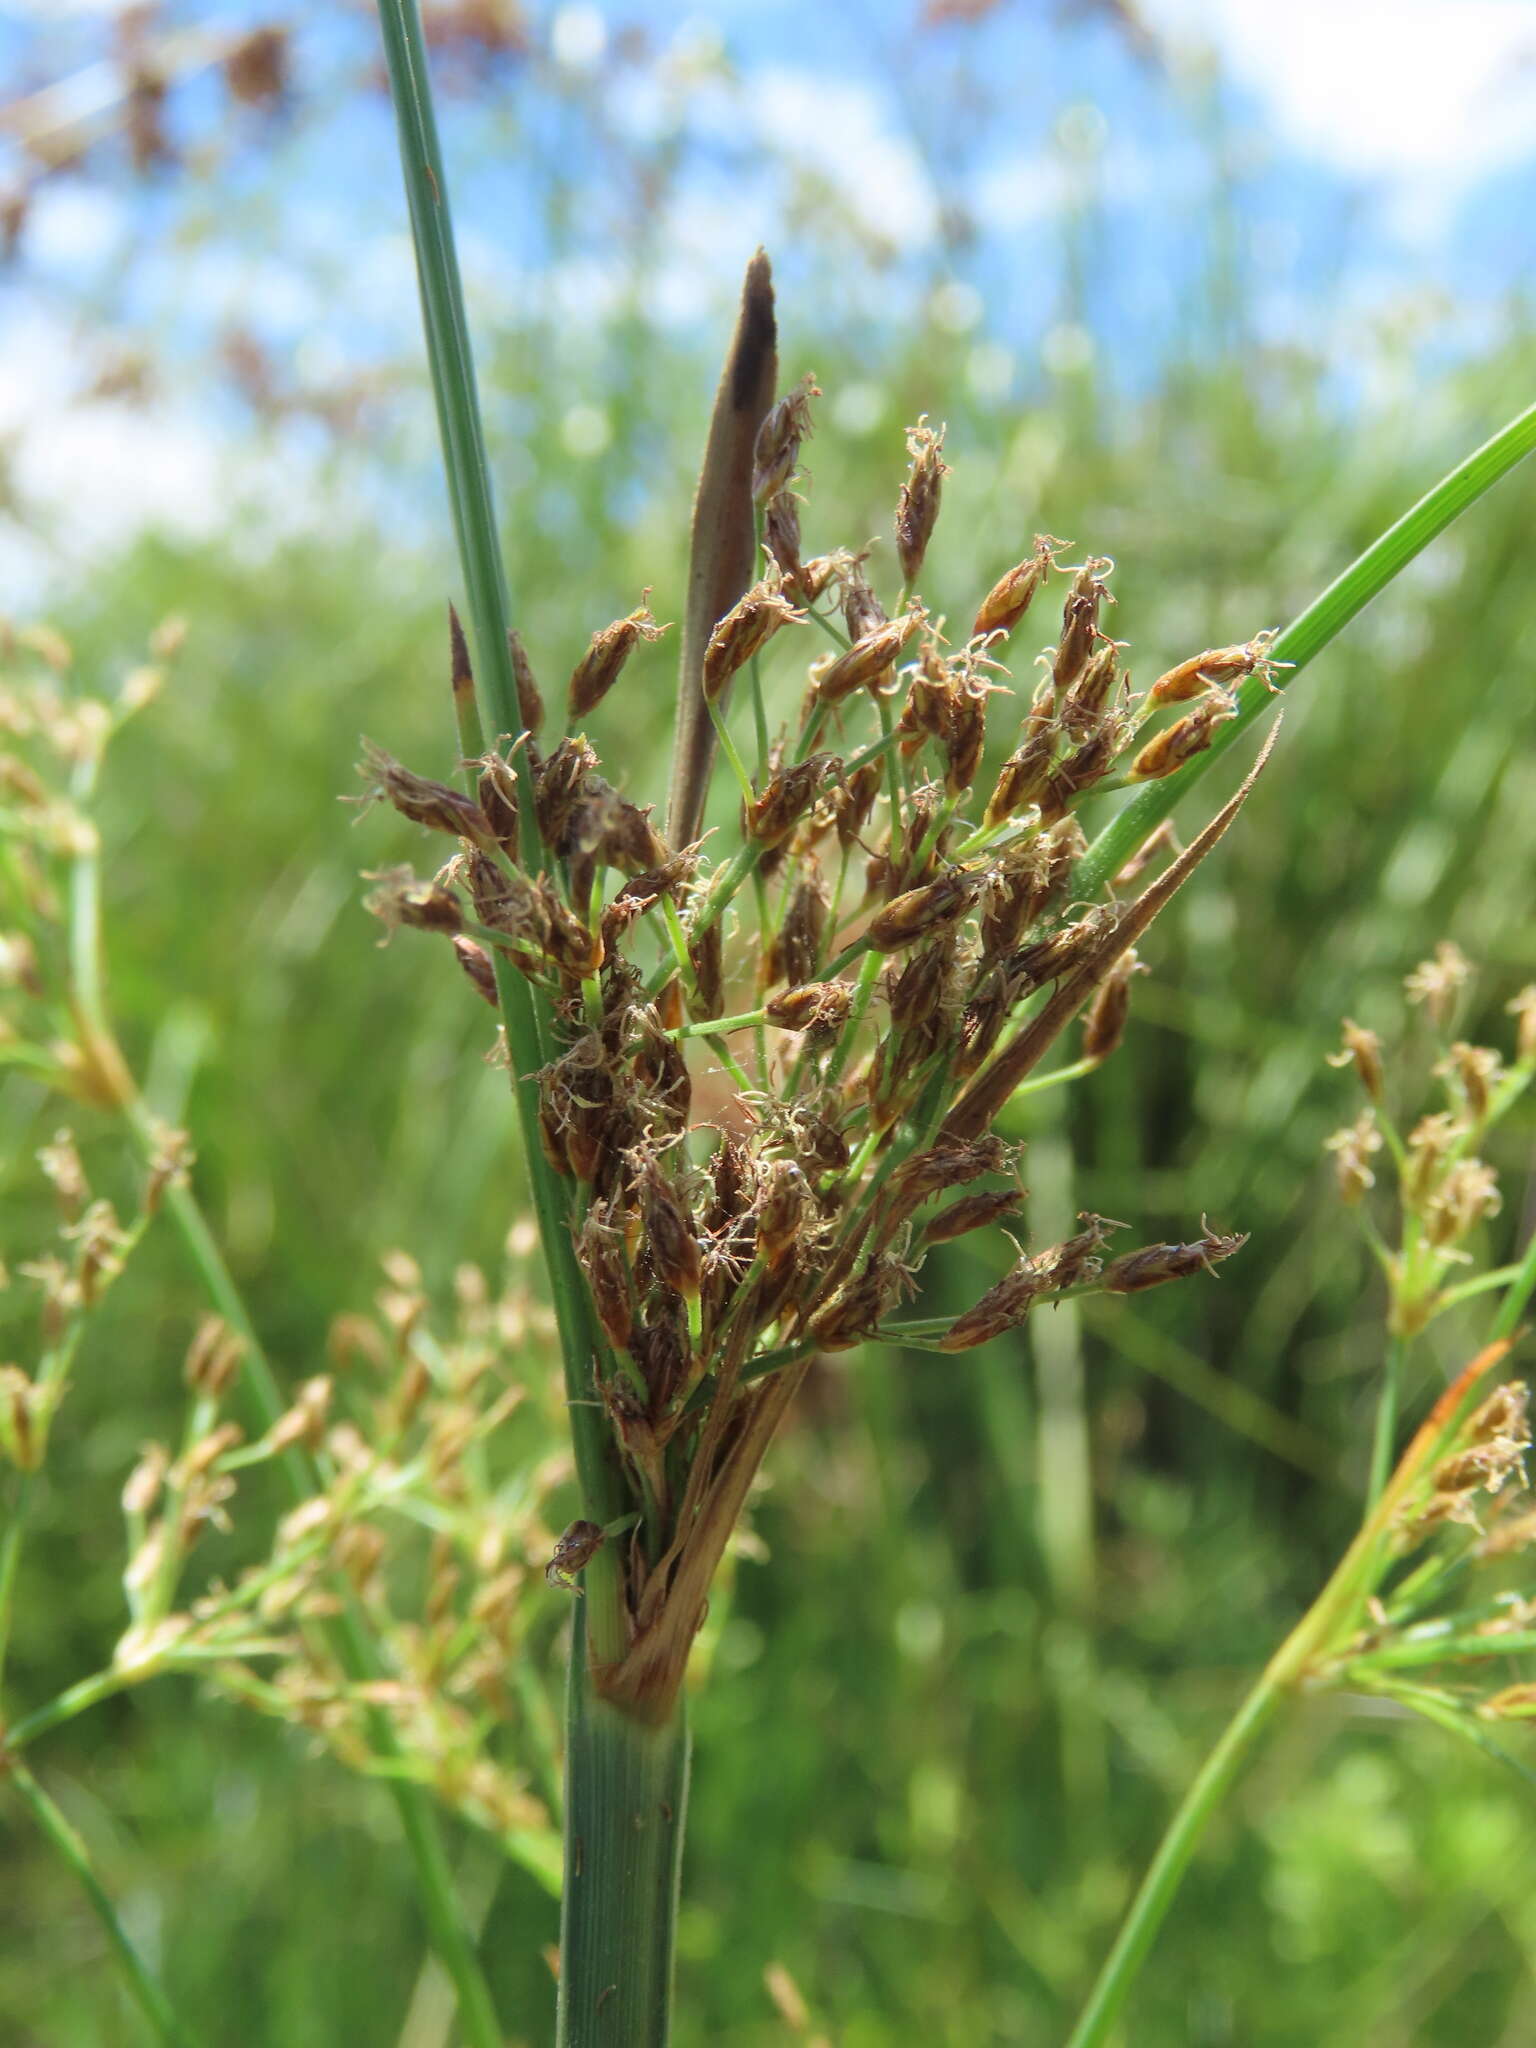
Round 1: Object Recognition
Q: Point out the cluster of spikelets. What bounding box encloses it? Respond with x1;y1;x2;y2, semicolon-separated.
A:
111;1240;570;1860
8;1128;570;1866
1325;939;1536;1337
1284;948;1536;1733
1300;1345;1536;1729
360;369;1273;1699
0;623;568;1872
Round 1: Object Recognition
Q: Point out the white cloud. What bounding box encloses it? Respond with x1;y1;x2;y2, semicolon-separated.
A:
751;69;940;251
0;308;328;609
1144;0;1536;186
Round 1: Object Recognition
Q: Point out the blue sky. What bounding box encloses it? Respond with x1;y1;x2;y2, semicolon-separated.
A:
2;0;1534;600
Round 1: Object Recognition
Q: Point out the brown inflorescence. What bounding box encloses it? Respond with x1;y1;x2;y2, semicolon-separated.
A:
354;373;1278;1720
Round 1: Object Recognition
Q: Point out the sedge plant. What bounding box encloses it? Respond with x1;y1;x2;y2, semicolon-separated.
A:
369;3;1536;2040
2;9;1534;2039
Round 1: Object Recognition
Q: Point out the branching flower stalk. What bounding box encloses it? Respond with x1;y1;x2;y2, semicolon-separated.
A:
1065;960;1536;2048
369;11;1536;2042
0;628;537;2046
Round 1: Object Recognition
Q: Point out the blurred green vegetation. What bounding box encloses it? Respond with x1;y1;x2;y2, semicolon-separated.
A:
5;115;1536;2048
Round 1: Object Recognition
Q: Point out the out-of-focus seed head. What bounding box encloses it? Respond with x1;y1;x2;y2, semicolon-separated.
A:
1436;1040;1503;1124
973;534;1063;642
267;1376;333;1454
568;592;669;720
36;1128;86;1220
1507;987;1536;1066
1325;1018;1385;1102
895;417;950;585
1130;692;1236;781
1403;1109;1463;1206
448;603;476;728
1103;1223;1248;1293
184;1314;245;1395
1147;630;1284;707
752;374;820;504
1468;1382;1530;1446
122;1442;169;1518
1425;1158;1501;1247
1404;940;1472;1028
1325;1108;1382;1204
702;565;803;703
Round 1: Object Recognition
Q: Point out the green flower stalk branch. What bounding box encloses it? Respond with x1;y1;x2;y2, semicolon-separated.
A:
1065;957;1536;2048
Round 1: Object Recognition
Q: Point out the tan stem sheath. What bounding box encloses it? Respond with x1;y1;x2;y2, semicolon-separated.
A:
666;251;778;850
599;1359;811;1721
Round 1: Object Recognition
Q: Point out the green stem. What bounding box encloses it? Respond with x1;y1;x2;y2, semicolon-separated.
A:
8;1760;201;2048
1366;1331;1410;1507
373;0;630;1620
556;1605;690;2048
1490;1225;1536;1342
1074;400;1536;899
0;1470;35;1691
1062;1672;1284;2048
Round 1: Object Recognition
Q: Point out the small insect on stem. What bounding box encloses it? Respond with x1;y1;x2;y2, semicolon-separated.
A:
545;1519;605;1593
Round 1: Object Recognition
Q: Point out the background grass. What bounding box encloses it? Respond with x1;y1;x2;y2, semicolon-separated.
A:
3;13;1536;2045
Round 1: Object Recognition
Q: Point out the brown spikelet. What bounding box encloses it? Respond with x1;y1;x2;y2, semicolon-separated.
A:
568;593;669;719
941;723;1280;1142
895;418;949;584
